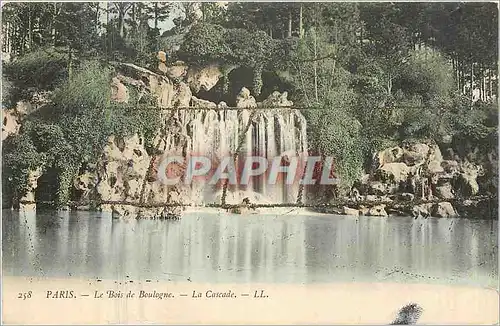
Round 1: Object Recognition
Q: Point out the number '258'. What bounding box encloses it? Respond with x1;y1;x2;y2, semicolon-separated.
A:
18;291;32;300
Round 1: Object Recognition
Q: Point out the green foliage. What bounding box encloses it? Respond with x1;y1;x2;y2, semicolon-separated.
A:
178;23;229;64
3;60;161;207
306;102;364;192
397;48;455;105
2;132;45;203
3;47;68;105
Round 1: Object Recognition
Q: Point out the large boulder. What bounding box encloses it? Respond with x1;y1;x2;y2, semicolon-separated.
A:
433;202;458;218
95;134;152;205
435;182;455;199
427;144;444;174
2;109;21;141
403;143;429;166
366;181;387;195
157;51;167;63
342;206;359;217
260;91;293;107
441;160;459;174
110;77;129;103
187;64;222;93
412;203;433;218
166;61;189;80
173;82;192;108
18;168;43;210
236;87;257;108
456;163;482;196
114;63;175;108
368;205;388;217
377;162;413;184
374;146;404;168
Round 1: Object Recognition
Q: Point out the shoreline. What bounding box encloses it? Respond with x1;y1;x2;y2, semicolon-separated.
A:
2;276;498;324
10;204;499;220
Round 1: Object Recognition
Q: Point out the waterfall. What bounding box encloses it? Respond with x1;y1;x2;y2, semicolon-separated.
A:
159;95;308;205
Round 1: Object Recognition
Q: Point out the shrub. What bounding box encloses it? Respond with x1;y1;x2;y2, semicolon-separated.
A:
2;47;68;105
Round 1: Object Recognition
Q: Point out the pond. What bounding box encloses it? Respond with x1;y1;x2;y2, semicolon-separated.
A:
2;209;497;288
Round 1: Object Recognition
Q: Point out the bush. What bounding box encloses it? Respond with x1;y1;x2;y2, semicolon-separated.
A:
178;23;229;64
2;132;45;203
3;47;68;105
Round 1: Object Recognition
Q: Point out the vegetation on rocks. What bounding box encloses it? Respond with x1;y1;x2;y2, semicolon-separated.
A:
1;2;497;217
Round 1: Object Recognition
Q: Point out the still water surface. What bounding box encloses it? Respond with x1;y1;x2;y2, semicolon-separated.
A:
2;209;497;288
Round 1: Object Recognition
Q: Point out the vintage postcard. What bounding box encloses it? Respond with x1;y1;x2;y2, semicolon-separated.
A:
1;1;498;324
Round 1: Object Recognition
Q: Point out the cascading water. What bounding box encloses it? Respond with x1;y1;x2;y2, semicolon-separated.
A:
157;91;308;205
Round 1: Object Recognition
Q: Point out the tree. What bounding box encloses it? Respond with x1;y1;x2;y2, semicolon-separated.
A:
112;2;133;38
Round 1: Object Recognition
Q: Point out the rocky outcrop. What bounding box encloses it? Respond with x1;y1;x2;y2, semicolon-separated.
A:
18;168;43;211
343;206;359;216
433;202;457;218
186;63;222;93
165;61;188;80
110;77;129;103
341;140;494;219
236;87;257;108
368;205;388;217
68;55;307;219
2;101;32;141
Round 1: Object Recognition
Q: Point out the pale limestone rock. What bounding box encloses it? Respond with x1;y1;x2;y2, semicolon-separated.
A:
378;162;412;184
2;109;20;141
359;205;370;216
111;77;129;103
458;162;482;196
368;205;388;217
412;203;433;218
435;183;454;199
158;62;168;74
261;91;293;107
398;193;415;201
115;63;175;108
441;160;459;174
166;61;188;80
374;146;404;168
173;82;192;108
433;202;457;218
403;143;430;166
157;51;167;63
19;168;43;205
236;87;257;108
428;144;444;174
187;64;222;93
217;101;228;109
343;206;359;217
148;74;174;108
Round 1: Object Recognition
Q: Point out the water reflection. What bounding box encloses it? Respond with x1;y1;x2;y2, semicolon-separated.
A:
2;209;497;287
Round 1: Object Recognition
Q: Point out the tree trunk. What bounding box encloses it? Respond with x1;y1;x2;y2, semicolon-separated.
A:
154;2;159;30
68;48;73;79
52;3;57;46
131;3;136;33
287;9;292;38
119;10;125;38
313;28;318;102
28;4;33;50
299;5;304;38
470;62;474;107
488;68;493;100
